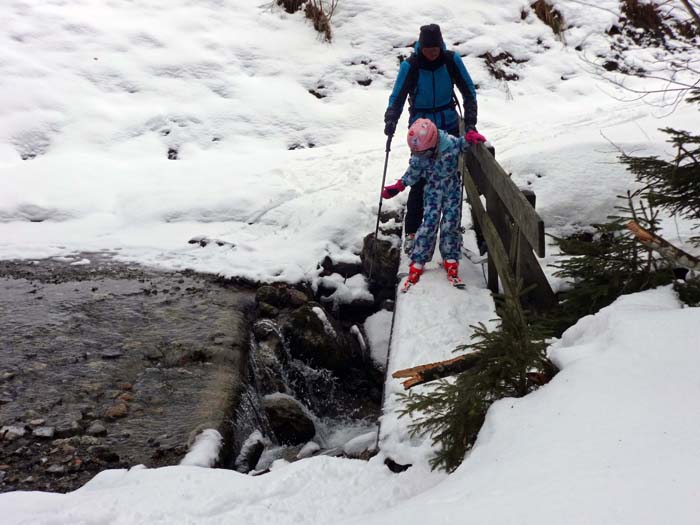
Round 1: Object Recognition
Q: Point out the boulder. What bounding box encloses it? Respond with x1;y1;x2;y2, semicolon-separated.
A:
282;303;358;373
234;430;266;473
256;285;309;310
320;255;363;279
261;394;315;445
360;233;400;288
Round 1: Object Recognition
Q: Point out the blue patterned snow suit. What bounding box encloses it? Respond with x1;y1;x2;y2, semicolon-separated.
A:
400;131;468;265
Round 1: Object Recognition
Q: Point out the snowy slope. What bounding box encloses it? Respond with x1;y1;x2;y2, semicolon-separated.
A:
2;0;697;283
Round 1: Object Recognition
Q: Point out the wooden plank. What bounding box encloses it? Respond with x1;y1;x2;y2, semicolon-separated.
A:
462;167;519;303
471;144;546;257
496;190;557;311
486;187;508;293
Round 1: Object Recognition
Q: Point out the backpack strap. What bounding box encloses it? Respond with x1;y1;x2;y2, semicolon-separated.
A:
443;50;462;115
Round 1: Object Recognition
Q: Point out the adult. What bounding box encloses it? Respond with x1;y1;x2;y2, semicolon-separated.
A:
384;24;479;255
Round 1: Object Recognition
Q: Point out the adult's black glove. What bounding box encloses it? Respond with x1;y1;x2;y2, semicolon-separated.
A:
384;108;400;136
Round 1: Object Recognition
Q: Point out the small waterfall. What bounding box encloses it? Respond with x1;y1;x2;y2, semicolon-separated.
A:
229;314;379;472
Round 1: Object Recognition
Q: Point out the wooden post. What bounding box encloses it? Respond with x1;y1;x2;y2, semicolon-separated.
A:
516;190;557;311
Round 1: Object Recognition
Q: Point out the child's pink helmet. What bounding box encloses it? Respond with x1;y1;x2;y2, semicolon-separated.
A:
407;118;438;152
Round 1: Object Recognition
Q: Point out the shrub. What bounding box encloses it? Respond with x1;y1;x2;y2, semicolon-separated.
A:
304;0;338;42
531;0;566;40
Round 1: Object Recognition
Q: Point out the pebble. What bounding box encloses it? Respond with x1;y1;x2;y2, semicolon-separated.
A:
89;445;119;463
55;420;81;439
29;419;46;426
100;350;124;360
79;436;101;446
46;464;65;474
104;402;128;420
86;422;107;437
60;443;77;455
1;425;26;441
33;426;56;439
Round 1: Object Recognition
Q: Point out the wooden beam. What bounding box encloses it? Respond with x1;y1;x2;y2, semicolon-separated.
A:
471;144;546;257
627;221;700;271
392;354;480;390
463;165;520;307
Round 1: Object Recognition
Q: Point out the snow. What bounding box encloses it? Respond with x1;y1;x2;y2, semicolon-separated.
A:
2;0;696;282
2;0;700;522
4;287;700;523
318;273;373;306
342;431;377;457
363;309;393;367
179;429;223;468
296;441;321;459
311;306;337;338
377;245;498;466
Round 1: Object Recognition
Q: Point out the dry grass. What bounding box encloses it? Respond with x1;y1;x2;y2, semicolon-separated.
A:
530;0;565;40
618;0;697;44
479;51;527;81
620;0;665;34
305;0;338;42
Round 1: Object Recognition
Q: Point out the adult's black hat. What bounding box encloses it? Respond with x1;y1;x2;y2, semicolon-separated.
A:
419;24;443;48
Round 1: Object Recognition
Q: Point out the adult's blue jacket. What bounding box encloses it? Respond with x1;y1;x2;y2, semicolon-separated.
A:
385;43;478;133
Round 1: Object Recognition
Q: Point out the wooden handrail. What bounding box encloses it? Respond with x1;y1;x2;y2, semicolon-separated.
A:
470;144;546;257
461;142;556;311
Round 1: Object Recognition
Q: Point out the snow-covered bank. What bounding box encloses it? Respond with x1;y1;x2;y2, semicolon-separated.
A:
2;0;697;285
4;287;700;524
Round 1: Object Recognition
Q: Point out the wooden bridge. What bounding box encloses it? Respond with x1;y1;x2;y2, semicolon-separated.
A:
376;139;557;465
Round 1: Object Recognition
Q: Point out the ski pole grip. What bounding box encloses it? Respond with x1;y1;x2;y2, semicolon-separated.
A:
385;134;392;153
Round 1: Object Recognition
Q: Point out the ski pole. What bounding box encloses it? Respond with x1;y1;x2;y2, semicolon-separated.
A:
369;134;393;282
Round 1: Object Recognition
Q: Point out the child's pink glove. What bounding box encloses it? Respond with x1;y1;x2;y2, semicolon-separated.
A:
382;180;406;199
465;129;486;145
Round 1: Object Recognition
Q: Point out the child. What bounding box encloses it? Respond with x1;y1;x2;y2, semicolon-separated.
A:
382;118;486;290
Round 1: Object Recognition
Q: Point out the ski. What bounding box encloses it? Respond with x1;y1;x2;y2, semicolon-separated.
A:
461;246;487;265
447;275;466;289
400;279;415;293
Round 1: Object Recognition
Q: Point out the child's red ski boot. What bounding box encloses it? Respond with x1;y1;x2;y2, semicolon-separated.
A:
443;260;466;289
401;263;424;293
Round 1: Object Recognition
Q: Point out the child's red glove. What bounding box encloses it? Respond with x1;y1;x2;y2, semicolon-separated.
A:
465;129;486;145
382;180;406;199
